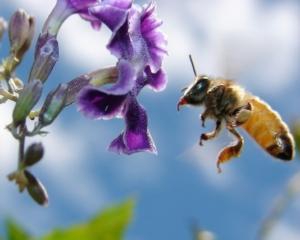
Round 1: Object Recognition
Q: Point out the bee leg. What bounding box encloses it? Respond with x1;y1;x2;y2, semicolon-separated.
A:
231;102;252;126
217;126;244;173
200;109;210;127
199;120;222;146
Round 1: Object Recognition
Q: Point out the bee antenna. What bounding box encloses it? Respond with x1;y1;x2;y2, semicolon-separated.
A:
189;54;198;77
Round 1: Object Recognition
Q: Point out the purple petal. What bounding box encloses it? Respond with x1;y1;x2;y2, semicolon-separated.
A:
90;5;128;32
107;12;134;60
141;2;167;72
109;98;157;154
76;59;136;120
102;0;132;9
82;0;132;30
101;59;137;95
79;12;102;30
145;66;167;92
109;134;126;154
77;87;127;119
94;59;137;95
107;2;167;72
65;0;99;11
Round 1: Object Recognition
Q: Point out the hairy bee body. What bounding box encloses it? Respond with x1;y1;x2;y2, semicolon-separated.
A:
178;75;295;172
202;79;248;121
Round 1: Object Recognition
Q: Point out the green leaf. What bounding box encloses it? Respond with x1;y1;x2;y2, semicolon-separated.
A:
41;199;135;240
292;121;300;154
5;219;31;240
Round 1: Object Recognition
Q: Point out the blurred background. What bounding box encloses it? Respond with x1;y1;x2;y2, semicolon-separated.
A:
0;0;299;239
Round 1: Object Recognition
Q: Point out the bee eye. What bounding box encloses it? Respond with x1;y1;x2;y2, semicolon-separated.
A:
196;82;203;90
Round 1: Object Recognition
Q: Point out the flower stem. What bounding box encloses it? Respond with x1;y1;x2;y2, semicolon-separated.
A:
42;0;71;36
17;124;26;170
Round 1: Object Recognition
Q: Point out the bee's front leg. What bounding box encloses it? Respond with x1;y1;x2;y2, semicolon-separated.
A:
200;109;210;127
217;126;244;173
199;120;222;146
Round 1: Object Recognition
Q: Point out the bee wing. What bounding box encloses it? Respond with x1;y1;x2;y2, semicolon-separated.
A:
241;96;295;160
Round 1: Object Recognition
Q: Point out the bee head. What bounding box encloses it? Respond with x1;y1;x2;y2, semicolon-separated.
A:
177;75;210;110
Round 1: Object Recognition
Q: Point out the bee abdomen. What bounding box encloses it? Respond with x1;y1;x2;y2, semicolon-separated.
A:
242;97;295;161
266;134;294;160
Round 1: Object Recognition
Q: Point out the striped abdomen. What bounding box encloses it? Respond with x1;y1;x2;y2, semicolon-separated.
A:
241;97;295;160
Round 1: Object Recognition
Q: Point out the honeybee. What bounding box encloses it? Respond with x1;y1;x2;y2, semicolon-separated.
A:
178;55;295;172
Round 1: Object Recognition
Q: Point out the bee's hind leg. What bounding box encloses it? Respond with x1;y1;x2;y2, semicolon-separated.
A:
199;120;222;146
217;126;244;173
230;102;252;126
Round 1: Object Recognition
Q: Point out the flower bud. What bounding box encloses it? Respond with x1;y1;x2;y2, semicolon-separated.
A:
0;17;7;40
29;33;59;83
13;79;43;126
24;170;48;206
8;9;35;60
24;143;44;167
39;84;67;127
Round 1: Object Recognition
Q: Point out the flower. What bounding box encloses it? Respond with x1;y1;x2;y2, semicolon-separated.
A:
78;1;167;154
43;0;132;35
84;0;132;30
30;0;131;83
43;0;101;36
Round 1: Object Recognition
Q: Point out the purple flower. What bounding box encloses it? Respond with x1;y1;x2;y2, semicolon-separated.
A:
30;0;133;83
78;1;167;154
82;0;132;30
65;0;99;11
42;0;101;36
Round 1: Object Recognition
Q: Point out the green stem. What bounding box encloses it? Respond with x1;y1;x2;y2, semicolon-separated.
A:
18;124;26;170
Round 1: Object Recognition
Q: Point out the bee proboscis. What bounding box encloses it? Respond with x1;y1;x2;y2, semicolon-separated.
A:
178;55;295;172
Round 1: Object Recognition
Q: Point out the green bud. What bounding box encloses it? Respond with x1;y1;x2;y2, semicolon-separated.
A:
24;170;48;206
39;84;67;127
24;143;44;167
13;79;43;126
9;9;35;61
0;17;7;40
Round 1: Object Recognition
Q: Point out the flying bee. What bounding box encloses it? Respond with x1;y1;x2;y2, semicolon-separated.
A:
178;55;295;173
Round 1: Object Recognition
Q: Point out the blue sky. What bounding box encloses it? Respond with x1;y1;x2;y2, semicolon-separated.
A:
0;0;300;239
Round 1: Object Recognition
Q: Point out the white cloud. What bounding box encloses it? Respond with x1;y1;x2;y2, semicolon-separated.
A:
0;102;18;174
4;0;299;92
267;222;300;240
2;0;55;18
161;0;299;92
180;141;237;189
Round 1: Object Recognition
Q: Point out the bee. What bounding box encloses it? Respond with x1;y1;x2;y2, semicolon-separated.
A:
178;55;295;172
